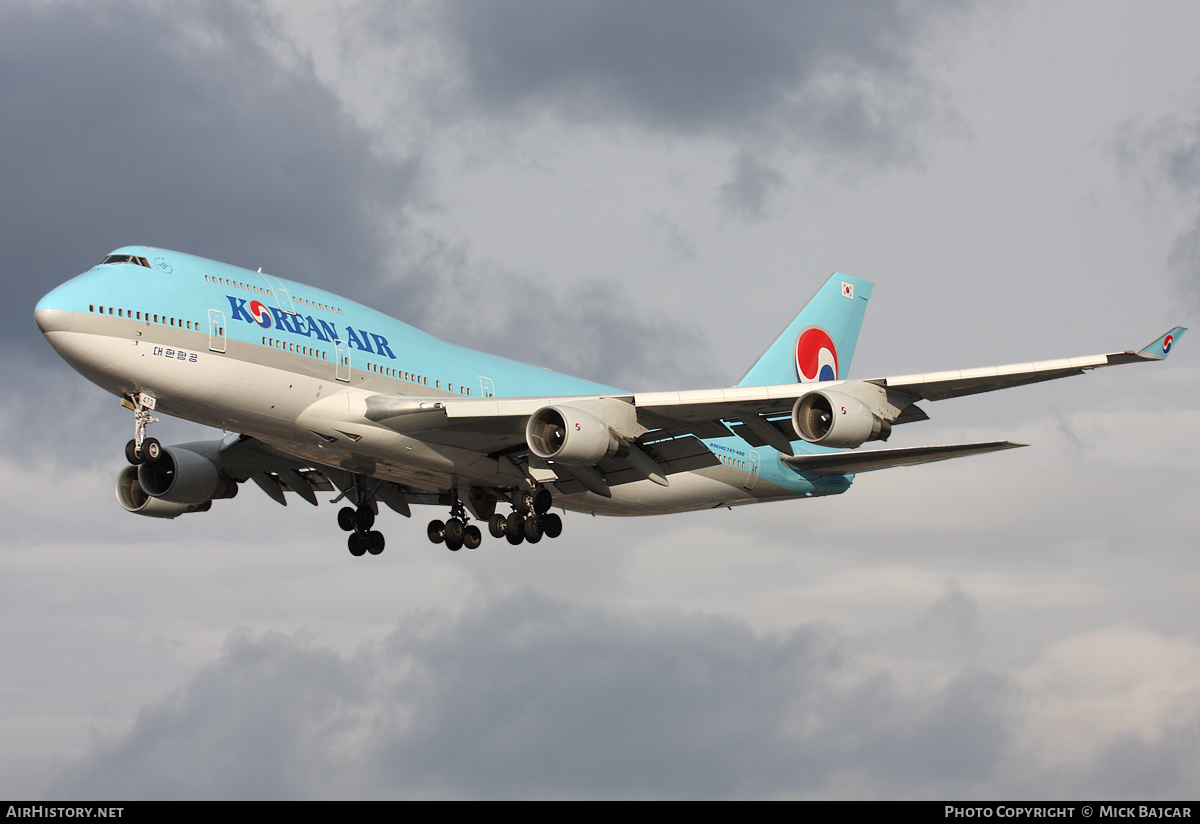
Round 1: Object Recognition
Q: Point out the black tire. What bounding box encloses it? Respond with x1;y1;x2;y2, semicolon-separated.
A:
354;506;375;532
532;488;552;514
445;517;465;543
506;527;524;546
446;535;463;552
125;439;142;466
506;512;524;540
516;491;534;515
347;533;366;556
337;506;357;532
488;513;508;538
541;512;563;539
142;437;162;462
366;531;385;555
523;516;543;544
427;519;446;544
464;525;482;550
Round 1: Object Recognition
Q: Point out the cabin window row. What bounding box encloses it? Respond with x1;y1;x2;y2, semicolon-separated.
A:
364;362;472;395
262;337;329;360
204;275;344;316
205;274;270;297
90;304;198;330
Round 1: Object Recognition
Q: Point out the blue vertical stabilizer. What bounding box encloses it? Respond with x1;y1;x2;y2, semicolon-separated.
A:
737;273;873;387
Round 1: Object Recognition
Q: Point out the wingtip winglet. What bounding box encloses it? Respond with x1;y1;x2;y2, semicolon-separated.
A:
1137;327;1187;360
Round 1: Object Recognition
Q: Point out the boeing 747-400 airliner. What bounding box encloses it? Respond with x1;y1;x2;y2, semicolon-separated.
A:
34;247;1186;555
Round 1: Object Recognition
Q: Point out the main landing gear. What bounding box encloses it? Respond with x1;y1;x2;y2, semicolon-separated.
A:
336;474;386;557
339;504;386;557
428;487;562;550
426;496;482;552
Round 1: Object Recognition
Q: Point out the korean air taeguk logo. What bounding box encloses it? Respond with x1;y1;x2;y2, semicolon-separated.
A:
248;300;273;328
795;326;838;382
1163;334;1174;355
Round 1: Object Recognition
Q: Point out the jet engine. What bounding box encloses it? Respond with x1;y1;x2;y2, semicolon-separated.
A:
115;465;213;518
135;445;239;506
791;390;891;449
526;405;621;465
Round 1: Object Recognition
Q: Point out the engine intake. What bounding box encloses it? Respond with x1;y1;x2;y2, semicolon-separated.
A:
115;465;212;518
137;446;238;505
526;405;621;465
792;390;891;449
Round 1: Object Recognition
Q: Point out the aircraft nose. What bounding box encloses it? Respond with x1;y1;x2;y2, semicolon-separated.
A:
34;285;75;334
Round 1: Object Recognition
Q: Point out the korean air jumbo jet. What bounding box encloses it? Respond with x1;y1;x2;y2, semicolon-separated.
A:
34;247;1185;556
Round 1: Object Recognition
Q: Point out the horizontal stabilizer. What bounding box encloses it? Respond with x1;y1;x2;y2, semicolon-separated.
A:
781;441;1025;476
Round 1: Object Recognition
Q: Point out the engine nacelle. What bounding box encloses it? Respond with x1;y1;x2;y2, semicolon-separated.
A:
791;390;891;449
137;446;238;505
115;465;212;518
526;405;621;465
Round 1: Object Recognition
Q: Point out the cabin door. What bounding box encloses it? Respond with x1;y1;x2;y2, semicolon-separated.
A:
207;309;226;353
334;338;350;382
743;450;761;490
259;273;298;315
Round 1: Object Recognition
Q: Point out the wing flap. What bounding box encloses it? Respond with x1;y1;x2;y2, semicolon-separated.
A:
538;435;720;495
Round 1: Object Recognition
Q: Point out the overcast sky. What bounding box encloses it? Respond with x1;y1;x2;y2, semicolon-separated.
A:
3;0;1199;800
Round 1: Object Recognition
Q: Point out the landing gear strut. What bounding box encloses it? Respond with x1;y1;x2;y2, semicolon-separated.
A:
124;393;161;465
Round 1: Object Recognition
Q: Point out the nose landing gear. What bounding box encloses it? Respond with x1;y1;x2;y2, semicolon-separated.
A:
122;393;161;465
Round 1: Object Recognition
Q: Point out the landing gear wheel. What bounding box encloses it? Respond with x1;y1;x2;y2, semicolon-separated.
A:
506;512;525;543
532;488;552;514
347;533;367;556
338;507;357;532
366;531;385;555
541;512;563;539
488;513;508;539
523;516;543;544
427;519;446;544
445;517;465;543
142;437;162;463
463;525;482;550
125;439;143;466
445;535;463;552
516;491;534;515
354;506;375;532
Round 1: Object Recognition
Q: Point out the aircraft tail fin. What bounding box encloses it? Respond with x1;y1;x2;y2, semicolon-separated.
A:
737;273;873;387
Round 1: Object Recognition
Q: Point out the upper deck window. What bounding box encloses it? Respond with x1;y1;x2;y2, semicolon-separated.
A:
99;254;151;268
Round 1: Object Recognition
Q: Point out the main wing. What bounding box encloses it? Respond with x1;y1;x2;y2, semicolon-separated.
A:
354;327;1184;494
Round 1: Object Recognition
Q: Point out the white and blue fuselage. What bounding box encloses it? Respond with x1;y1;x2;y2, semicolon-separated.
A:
35;246;852;519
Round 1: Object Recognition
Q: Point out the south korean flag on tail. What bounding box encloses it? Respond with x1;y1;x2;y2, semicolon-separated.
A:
841;281;854;300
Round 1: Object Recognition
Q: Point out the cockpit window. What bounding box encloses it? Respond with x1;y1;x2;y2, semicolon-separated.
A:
99;254;151;268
